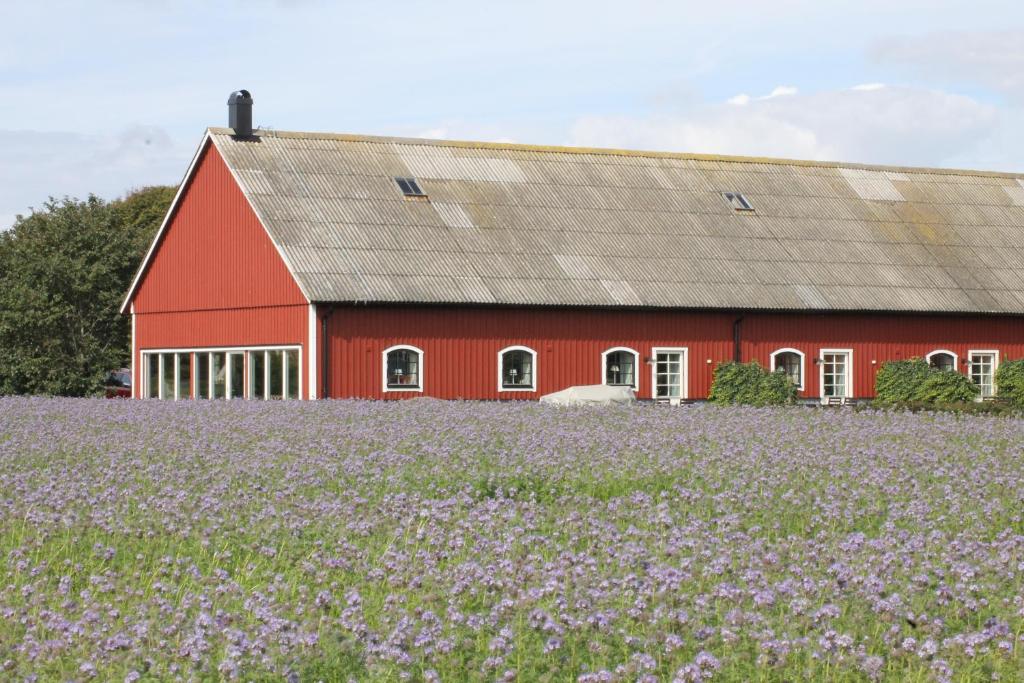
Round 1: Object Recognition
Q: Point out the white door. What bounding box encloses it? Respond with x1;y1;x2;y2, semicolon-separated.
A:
820;350;852;402
653;348;687;404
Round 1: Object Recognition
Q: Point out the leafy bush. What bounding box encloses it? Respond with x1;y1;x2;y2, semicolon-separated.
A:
875;359;932;405
709;361;798;406
916;369;979;404
995;359;1024;407
875;358;978;407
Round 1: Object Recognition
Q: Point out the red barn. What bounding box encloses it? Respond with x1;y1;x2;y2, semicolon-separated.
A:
122;95;1024;402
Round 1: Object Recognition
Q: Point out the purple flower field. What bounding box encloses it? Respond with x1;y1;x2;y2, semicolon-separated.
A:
1;397;1023;681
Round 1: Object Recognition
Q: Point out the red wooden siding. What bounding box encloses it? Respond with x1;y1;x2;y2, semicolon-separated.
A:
323;306;1024;400
131;141;310;396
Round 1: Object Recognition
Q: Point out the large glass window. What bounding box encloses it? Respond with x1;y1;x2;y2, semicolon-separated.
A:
821;350;851;400
212;353;227;399
969;351;998;398
143;352;192;399
228;352;245;399
250;350;266;399
771;349;804;389
603;348;638;389
176;353;191;399
385;346;422;390
927;350;957;372
196;354;210;399
499;347;535;391
160;353;175;399
286;350;300;400
268;350;284;399
146;354;159;399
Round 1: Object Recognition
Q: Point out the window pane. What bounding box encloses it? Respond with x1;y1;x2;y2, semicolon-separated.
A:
655;352;682;398
228;352;245;399
250;351;266;400
387;349;420;387
268;350;284;399
196;354;210;399
286;350;300;399
970;354;995;398
929;353;955;371
822;353;848;397
160;353;175;400
606;351;635;386
776;352;801;387
177;353;191;399
146;354;159;399
502;350;533;388
212;353;226;399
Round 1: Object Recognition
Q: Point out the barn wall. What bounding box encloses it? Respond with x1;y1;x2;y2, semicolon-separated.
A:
325;306;1024;400
131;141;310;397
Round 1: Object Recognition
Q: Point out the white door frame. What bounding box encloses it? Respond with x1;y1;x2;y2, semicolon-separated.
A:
819;348;853;403
650;347;689;403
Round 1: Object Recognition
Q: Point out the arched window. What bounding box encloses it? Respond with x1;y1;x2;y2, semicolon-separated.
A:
498;346;537;391
602;347;639;390
770;348;805;390
383;345;423;392
926;350;957;372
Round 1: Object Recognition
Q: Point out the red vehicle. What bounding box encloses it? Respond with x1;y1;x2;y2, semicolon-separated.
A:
104;368;132;398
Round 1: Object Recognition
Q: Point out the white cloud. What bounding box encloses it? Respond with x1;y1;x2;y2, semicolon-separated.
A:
568;85;1019;170
851;83;886;91
727;94;751;106
765;86;798;98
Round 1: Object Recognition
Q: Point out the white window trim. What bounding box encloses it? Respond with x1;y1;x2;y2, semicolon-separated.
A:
650;347;689;401
497;345;537;393
383;344;424;393
925;349;959;371
968;349;1000;399
769;347;805;390
141;345;302;400
819;348;853;402
601;346;640;391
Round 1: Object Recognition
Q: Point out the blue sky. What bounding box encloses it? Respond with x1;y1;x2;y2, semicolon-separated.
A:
2;0;1023;230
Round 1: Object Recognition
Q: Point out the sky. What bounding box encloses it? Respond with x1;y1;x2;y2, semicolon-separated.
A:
2;0;1023;231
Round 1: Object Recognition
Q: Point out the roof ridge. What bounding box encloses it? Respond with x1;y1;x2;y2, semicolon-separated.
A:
207;126;1024;180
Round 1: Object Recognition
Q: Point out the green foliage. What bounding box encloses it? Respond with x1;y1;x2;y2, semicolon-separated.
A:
874;359;932;405
708;361;798;406
916;368;979;404
0;187;174;396
875;358;979;407
995;358;1024;407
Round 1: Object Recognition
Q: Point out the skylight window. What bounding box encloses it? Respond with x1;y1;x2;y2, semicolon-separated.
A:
395;177;426;198
723;192;754;211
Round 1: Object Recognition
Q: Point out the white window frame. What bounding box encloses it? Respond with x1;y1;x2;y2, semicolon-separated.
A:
925;349;959;371
383;344;424;393
769;348;805;390
967;349;999;399
142;345;302;400
650;347;689;402
497;345;537;393
601;346;640;391
819;348;853;402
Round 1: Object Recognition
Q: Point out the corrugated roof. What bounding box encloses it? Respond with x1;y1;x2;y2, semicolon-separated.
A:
209;127;1024;314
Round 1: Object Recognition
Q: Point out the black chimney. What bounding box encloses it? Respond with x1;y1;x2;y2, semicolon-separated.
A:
227;90;253;136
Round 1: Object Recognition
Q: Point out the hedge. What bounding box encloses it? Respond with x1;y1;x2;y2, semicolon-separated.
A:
708;361;798;406
875;358;978;406
995;358;1024;407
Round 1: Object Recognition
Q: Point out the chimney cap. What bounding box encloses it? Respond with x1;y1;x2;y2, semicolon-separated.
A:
227;89;253;105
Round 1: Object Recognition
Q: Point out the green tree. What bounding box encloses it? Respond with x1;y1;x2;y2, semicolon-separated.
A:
0;186;174;396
